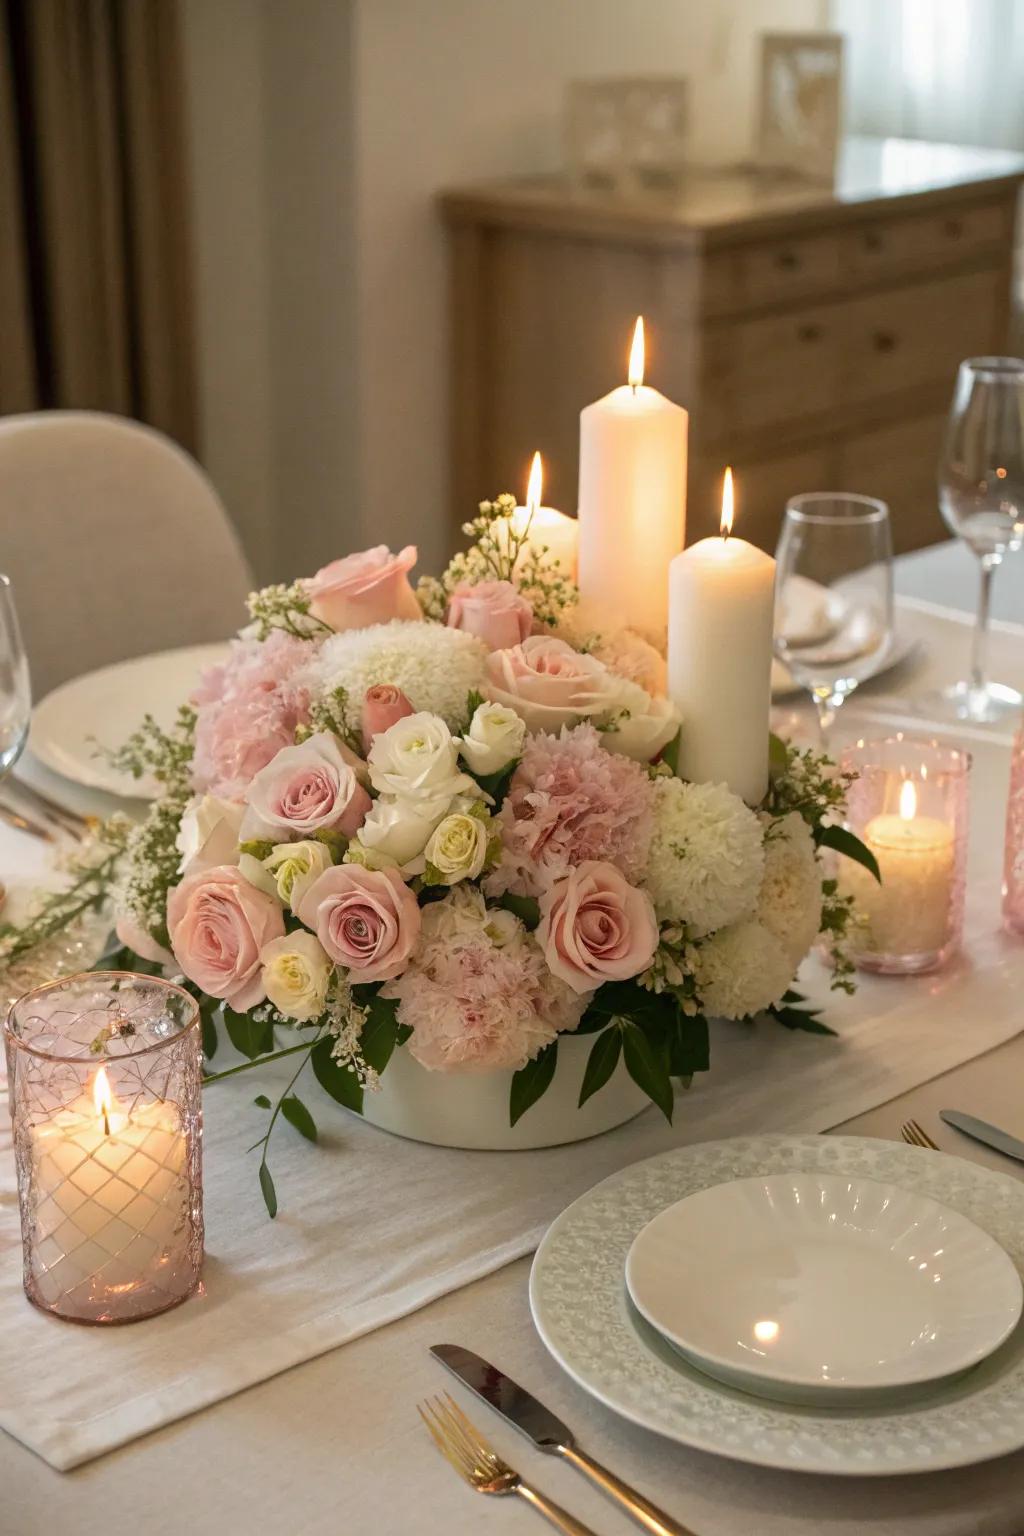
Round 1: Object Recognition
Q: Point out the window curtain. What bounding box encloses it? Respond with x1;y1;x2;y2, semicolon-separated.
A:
832;0;1024;150
0;0;196;448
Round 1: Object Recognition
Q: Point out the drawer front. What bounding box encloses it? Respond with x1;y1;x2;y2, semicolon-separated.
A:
722;303;843;436
738;232;843;308
836;414;947;554
848;200;1009;281
842;269;1003;406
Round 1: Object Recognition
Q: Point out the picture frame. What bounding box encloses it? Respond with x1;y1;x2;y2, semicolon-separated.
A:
566;77;689;192
756;32;844;183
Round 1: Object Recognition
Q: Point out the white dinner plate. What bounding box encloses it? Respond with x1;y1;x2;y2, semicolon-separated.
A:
29;643;230;799
625;1172;1022;1404
530;1136;1024;1476
771;631;918;698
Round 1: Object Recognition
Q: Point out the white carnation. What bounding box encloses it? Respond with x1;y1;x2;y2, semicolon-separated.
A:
693;917;793;1020
756;811;822;968
644;776;764;936
304;620;487;734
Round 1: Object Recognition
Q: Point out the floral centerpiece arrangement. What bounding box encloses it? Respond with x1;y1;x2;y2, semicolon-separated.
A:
1;496;875;1215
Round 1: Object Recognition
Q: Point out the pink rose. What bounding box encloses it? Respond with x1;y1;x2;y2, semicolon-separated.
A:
167;865;285;1010
361;684;415;754
538;860;658;994
242;732;372;840
447;580;533;651
115;911;173;966
307;545;422;632
483;635;627;734
296;864;420;983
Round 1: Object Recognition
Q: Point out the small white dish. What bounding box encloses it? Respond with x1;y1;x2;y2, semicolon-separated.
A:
625;1172;1022;1405
30;643;230;799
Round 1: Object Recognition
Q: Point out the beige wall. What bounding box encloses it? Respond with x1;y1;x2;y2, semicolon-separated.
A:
182;0;826;583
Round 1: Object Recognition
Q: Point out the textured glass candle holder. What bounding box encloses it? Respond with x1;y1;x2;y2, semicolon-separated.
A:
838;737;970;975
4;972;203;1325
1004;725;1024;937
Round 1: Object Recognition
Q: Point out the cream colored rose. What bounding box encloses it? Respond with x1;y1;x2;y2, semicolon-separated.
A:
355;795;448;870
458;700;526;776
424;805;490;885
259;932;332;1022
262;838;335;911
176;795;244;874
367;711;476;813
601;693;681;763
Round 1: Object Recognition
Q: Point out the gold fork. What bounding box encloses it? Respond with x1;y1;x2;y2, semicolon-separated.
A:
419;1391;599;1535
902;1119;939;1150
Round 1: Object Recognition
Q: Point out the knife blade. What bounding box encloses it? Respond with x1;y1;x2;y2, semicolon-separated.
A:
430;1344;692;1536
940;1110;1024;1164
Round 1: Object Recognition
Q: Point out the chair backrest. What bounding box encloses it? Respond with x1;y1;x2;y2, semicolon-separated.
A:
0;411;254;698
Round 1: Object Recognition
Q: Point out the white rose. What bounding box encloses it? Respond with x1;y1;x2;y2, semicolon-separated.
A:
262;838;335;911
458;701;526;776
424;806;490;885
367;711;477;813
355;794;448;870
601;692;681;763
177;795;245;874
260;932;332;1022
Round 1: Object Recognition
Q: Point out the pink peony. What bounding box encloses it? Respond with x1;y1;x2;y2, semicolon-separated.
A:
482;635;626;734
167;865;285;1010
295;864;420;983
243;732;371;839
361;683;415;753
384;888;583;1073
307;546;422;632
487;724;654;898
538;860;659;994
447;580;533;651
191;632;311;802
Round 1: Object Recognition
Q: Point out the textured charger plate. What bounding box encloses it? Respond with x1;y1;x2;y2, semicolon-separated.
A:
530;1135;1024;1476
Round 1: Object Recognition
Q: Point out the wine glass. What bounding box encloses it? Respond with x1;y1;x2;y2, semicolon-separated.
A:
774;494;894;746
0;576;31;779
936;356;1024;723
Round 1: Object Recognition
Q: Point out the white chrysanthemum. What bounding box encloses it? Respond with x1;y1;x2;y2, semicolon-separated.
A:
693;917;793;1020
757;811;822;968
644;777;764;936
304;620;487;734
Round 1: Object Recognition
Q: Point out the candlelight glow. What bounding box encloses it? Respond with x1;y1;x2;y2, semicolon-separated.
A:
93;1066;113;1135
754;1319;780;1344
526;450;542;516
899;779;917;822
628;315;645;389
720;467;735;538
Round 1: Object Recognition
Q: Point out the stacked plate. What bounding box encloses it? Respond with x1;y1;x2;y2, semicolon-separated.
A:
530;1135;1024;1475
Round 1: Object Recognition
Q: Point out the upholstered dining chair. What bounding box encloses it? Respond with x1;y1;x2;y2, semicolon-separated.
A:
0;411;253;698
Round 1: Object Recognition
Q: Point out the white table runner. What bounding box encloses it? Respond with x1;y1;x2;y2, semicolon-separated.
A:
1;710;1020;1471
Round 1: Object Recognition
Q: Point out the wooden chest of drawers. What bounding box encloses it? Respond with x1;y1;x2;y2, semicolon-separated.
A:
442;137;1024;556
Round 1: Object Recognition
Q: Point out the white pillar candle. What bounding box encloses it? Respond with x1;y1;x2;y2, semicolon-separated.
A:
667;469;775;805
841;780;955;957
577;317;687;639
498;452;578;578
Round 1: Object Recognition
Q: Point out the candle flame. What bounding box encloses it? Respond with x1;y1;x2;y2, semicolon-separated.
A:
720;467;735;538
93;1066;113;1136
628;316;645;389
526;450;542;517
899;779;917;822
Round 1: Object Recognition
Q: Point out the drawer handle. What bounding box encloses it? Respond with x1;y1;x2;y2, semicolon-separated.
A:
775;249;800;271
874;330;898;353
863;229;884;252
797;322;821;343
943;217;964;239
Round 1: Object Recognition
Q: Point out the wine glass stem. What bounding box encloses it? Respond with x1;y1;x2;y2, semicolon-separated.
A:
813;691;838;748
970;555;997;693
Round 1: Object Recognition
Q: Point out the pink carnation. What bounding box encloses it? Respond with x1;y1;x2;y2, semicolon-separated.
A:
486;723;654;899
191;632;311;801
385;889;583;1073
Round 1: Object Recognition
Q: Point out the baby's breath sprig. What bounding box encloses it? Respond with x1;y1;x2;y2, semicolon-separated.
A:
302;684;365;757
421;491;578;628
765;734;854;828
640;924;702;1015
246;580;333;641
0;818;132;970
98;705;197;790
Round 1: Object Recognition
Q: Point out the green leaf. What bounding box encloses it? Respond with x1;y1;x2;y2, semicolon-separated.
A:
769;1001;838;1036
509;1040;558;1126
358;991;402;1074
396;1022;413;1047
496;892;541;930
660;728;681;776
669;1012;710;1076
815;823;881;883
223;1008;275;1060
578;1028;622;1107
622;1023;674;1123
239;838;274;860
281;1094;318;1142
769;732;790;771
311;1035;364;1113
472;759;519;808
259;1162;278;1219
253;1094;272;1109
200;1003;219;1061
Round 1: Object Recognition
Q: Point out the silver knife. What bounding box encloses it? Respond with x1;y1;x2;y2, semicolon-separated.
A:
940;1110;1024;1164
431;1343;693;1536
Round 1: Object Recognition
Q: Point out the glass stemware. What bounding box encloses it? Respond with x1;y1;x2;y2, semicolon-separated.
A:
773;493;894;746
0;575;30;779
936;357;1024;724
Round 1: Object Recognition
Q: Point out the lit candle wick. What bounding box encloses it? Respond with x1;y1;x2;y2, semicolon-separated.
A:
628;315;645;396
93;1066;114;1139
720;466;734;541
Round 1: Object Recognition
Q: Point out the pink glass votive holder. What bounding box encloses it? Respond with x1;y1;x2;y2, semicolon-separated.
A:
838;737;970;975
4;972;204;1325
1004;725;1024;937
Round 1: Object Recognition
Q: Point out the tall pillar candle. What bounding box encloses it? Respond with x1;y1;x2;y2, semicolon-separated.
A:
577;317;687;638
667;469;775;805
